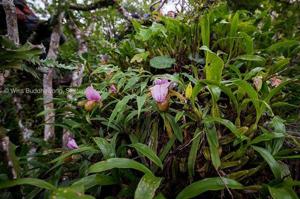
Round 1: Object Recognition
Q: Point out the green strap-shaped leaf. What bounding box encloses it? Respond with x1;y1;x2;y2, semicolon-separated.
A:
267;40;299;53
159;135;176;161
268;186;298;199
72;174;117;190
124;76;140;91
205;122;221;169
265;80;291;103
93;137;115;160
201;14;210;48
50;146;96;164
239;32;253;54
188;129;202;177
176;177;244;199
88;158;153;176
204;117;246;140
51;187;95;199
191;82;204;105
250;130;284;145
233;79;258;100
137;95;147;118
108;95;135;128
235;55;266;63
130;143;163;169
165;113;183;142
134;174;162;199
0;178;56;190
154;193;167;199
229;12;239;56
232;79;261;123
198;80;238;111
252;146;282;179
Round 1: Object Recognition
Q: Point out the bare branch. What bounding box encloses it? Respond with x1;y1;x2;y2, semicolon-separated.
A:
69;0;115;11
150;0;161;11
158;0;168;12
69;0;141;21
150;0;167;12
116;5;138;21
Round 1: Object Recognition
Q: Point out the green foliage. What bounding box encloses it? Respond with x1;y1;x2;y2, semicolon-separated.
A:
135;174;162;199
89;158;153;175
130;143;163;169
1;0;300;199
150;56;176;69
0;178;56;190
0;36;41;69
176;177;244;199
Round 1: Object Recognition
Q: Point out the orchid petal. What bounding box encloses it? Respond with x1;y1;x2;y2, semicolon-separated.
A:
150;82;170;103
66;138;79;149
154;79;169;85
109;84;117;94
85;86;101;102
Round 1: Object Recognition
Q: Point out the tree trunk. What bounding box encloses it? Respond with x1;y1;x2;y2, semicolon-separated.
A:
3;0;19;44
43;12;64;141
0;0;19;179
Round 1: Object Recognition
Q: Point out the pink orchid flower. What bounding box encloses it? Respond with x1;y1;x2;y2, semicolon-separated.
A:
85;86;101;102
270;76;282;87
109;84;117;94
154;79;169;85
150;79;170;103
66;137;79;150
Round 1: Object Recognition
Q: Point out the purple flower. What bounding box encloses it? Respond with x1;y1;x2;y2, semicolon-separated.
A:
154;79;169;85
85;86;101;102
66;137;79;149
150;79;170;103
109;84;117;94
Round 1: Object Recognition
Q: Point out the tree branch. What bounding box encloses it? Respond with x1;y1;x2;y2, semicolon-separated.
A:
69;0;142;21
69;0;115;11
150;0;167;12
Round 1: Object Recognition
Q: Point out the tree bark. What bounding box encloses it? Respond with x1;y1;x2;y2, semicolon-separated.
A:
0;137;18;179
2;0;19;44
43;12;64;141
1;0;18;92
1;0;19;179
68;19;92;89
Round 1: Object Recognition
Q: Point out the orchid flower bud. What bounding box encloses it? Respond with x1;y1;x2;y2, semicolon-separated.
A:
84;100;97;112
109;84;117;94
66;137;79;150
